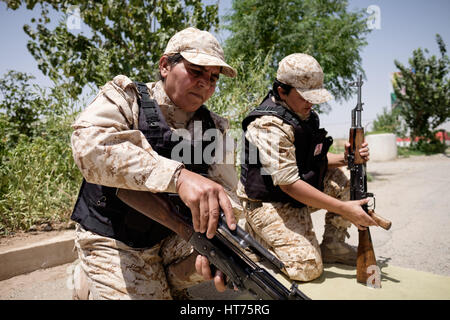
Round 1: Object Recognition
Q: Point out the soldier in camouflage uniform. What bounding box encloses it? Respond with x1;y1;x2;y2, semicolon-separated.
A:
238;53;379;282
70;27;242;299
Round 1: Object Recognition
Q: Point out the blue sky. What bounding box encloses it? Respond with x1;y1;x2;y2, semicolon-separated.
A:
320;0;450;137
1;0;449;138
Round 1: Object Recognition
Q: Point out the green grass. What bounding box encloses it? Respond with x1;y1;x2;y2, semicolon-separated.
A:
0;114;82;235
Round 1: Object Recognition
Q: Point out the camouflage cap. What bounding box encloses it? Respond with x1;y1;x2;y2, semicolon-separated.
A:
164;27;237;78
276;53;332;104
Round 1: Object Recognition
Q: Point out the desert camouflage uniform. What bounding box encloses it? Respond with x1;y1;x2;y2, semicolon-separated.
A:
164;27;236;78
71;75;242;299
237;96;351;282
276;53;333;105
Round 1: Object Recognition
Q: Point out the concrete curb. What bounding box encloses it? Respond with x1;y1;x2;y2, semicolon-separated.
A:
0;230;77;281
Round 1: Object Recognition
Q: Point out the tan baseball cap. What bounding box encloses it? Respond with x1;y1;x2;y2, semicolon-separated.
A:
276;53;333;104
164;27;237;78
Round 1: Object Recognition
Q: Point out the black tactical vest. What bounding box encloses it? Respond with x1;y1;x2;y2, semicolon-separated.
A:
71;81;217;248
240;92;333;208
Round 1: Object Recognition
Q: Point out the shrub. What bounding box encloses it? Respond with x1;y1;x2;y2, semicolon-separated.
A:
371;106;406;137
0;113;82;235
410;137;447;155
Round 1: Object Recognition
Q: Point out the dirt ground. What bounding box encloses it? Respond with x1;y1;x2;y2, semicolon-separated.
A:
346;153;450;277
0;153;449;299
0;229;72;249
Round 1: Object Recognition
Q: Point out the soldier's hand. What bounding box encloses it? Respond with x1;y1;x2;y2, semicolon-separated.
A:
359;141;370;162
341;198;379;230
345;141;370;162
176;169;236;238
195;255;227;292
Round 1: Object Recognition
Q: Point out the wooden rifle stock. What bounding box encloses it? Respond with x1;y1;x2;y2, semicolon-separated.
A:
116;189;193;241
368;210;391;230
349;128;366;164
116;189;205;284
349;126;385;288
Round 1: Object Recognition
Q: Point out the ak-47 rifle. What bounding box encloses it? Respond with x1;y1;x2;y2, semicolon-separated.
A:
348;75;392;288
116;188;310;300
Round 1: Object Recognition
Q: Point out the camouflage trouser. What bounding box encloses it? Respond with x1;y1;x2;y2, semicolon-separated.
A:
72;224;204;300
243;167;351;282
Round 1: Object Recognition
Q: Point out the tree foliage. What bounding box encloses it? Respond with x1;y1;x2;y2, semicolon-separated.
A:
223;0;371;102
0;70;84;235
209;50;274;130
393;34;450;141
0;70;48;143
3;0;219;98
0;111;82;235
371;106;406;138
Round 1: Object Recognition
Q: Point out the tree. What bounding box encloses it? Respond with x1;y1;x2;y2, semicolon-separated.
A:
371;106;406;138
223;0;371;102
393;34;450;141
3;0;219;98
0;70;46;140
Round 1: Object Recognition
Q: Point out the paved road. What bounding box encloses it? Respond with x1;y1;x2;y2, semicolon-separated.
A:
339;153;450;277
0;154;449;300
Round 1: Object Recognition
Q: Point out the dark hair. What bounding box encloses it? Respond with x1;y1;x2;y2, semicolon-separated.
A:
272;79;293;100
159;53;184;81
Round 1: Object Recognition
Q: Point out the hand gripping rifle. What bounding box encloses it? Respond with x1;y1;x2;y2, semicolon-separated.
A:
116;189;310;300
348;75;392;288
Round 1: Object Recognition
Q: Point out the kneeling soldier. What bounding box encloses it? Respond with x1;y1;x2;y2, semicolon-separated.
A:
237;53;377;281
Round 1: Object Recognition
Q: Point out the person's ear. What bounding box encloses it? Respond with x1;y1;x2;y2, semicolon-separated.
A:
159;55;170;79
277;86;288;100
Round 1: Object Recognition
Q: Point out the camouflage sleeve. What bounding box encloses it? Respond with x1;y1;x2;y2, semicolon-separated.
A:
71;75;183;193
245;115;300;186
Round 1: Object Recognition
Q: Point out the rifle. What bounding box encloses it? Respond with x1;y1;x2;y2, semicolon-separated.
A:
116;188;310;300
348;75;392;288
